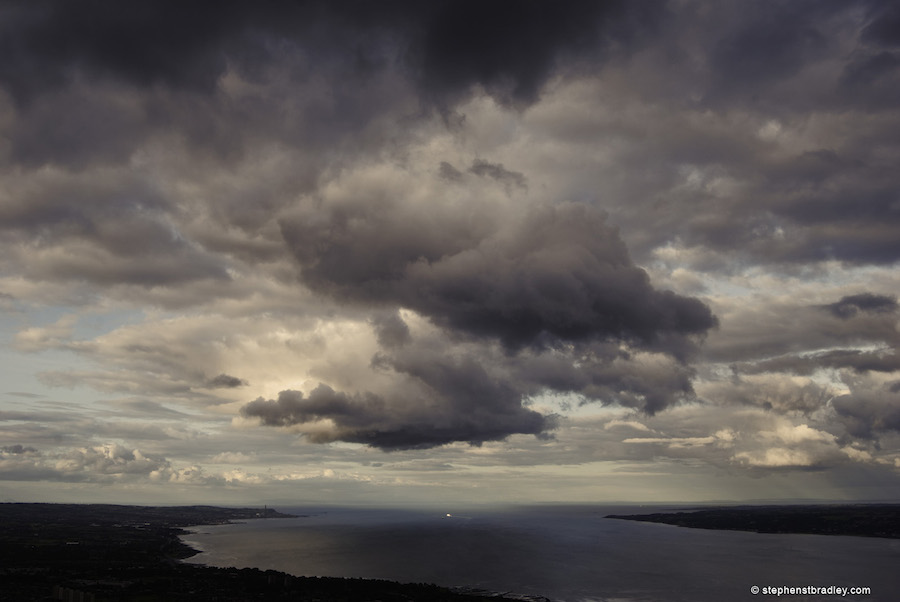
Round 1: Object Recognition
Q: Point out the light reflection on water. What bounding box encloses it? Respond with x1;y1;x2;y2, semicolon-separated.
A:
182;505;899;602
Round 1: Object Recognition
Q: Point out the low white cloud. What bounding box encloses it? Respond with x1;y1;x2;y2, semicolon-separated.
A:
14;314;78;352
209;451;256;464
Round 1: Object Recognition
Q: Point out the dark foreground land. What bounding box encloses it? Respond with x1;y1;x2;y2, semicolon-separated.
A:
606;504;900;539
0;503;542;602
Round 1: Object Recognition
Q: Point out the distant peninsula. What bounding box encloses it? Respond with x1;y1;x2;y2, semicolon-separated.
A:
0;502;545;601
606;504;900;539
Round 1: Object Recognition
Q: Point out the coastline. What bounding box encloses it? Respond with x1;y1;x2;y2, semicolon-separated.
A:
6;502;894;600
0;502;541;601
606;503;900;539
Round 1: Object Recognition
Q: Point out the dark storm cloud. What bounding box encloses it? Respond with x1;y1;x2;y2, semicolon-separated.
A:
0;0;657;301
283;201;716;353
241;374;552;451
205;374;248;389
824;293;898;319
672;155;900;268
687;1;900;113
6;84;150;169
862;3;900;47
832;389;900;439
469;159;527;190
0;4;416;169
573;0;900;269
243;323;699;448
0;171;230;287
841;51;900;88
0;1;236;101
841;2;900;108
440;336;697;414
0;1;377;101
703;1;833;106
370;311;411;349
272;189;716;444
242;386;375;429
438;161;464;182
7;0;898;476
413;0;666;107
0;0;665;113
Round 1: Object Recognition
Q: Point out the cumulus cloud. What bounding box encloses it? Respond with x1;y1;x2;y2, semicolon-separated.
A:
240;304;711;449
241;372;552;451
0;443;169;482
283;199;715;353
57;444;168;476
0;441;257;486
209;451;256;464
613;406;883;473
832;374;900;440
732;423;853;470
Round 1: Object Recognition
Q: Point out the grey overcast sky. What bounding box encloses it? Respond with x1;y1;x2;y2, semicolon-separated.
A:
2;0;900;505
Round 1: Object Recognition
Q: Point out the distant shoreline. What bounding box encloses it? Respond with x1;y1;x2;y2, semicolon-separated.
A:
0;502;540;601
606;503;900;539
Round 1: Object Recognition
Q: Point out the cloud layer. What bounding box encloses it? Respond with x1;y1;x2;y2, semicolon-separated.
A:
1;0;899;501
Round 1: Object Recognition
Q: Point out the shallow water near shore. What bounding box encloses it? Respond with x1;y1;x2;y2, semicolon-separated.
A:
182;505;899;602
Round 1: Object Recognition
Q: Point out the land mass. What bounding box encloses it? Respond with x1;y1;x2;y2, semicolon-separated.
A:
0;502;546;601
606;504;900;539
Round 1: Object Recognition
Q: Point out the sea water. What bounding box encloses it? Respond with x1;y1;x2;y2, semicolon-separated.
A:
181;505;899;602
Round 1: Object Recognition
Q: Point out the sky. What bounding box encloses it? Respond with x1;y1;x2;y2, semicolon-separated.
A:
2;0;900;506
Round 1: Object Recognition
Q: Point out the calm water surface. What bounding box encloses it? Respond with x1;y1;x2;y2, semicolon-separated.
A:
181;505;899;602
